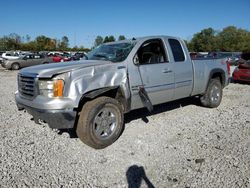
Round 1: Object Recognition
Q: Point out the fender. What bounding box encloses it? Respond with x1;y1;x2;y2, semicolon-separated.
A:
79;86;131;113
205;68;226;91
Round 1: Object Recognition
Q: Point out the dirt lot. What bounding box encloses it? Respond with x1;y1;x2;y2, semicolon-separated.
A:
0;67;249;187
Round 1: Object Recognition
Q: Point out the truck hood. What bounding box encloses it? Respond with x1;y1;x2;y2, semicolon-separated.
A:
20;60;111;78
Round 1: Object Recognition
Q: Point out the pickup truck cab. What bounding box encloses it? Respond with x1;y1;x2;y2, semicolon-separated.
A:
15;36;229;149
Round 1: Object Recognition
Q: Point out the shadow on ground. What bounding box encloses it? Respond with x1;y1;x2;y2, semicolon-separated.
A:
57;97;201;138
126;165;155;188
125;96;200;124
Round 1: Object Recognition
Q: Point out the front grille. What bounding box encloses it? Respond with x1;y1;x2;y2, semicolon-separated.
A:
240;76;250;81
18;74;36;99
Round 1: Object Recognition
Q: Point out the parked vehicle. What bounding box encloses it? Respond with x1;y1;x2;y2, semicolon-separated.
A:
52;54;71;62
1;54;52;70
71;52;87;61
15;36;230;149
208;52;241;65
233;61;250;83
190;52;207;59
1;51;20;60
0;51;4;64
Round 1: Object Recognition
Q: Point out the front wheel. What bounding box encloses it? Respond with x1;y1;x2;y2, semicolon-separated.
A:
200;78;222;108
11;63;20;70
76;97;124;149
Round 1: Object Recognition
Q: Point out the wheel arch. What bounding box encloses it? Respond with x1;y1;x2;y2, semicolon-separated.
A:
11;62;20;70
206;68;226;89
77;86;131;114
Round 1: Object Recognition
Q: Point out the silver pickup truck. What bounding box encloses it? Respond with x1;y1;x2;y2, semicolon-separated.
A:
15;36;230;149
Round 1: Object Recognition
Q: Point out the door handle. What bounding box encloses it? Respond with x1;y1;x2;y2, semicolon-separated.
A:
162;69;172;73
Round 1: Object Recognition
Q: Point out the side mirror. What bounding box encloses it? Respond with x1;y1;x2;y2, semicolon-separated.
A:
133;54;139;65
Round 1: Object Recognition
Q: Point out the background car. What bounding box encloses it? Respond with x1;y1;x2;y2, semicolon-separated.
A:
232;61;250;83
52;54;71;62
1;54;52;70
1;51;20;60
71;52;87;61
0;51;4;64
207;52;241;65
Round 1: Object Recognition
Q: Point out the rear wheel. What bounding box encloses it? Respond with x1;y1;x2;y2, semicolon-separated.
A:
76;97;124;149
200;78;222;108
11;63;20;70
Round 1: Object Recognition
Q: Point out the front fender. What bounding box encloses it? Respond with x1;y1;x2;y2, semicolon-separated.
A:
69;63;131;111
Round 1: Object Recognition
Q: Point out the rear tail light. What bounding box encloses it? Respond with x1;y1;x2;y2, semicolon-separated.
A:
221;59;231;76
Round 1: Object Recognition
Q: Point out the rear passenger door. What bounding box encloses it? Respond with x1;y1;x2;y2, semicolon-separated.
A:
33;55;43;65
167;38;193;99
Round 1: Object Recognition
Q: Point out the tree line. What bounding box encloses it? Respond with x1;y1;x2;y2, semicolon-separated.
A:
0;26;249;52
94;35;126;47
0;34;89;52
187;26;250;52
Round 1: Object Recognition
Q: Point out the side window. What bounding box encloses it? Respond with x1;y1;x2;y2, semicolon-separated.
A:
168;39;185;62
34;55;41;59
25;55;33;59
137;39;168;65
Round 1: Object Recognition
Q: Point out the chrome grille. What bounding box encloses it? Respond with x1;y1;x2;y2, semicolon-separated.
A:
18;74;36;99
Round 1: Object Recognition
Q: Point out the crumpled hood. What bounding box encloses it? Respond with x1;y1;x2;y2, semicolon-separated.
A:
20;60;111;78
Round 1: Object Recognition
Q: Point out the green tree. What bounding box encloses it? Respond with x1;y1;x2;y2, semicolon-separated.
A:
36;35;51;51
0;33;22;50
188;28;218;52
217;26;250;51
103;36;110;43
108;35;115;42
118;35;126;41
59;36;69;50
103;35;116;43
94;36;103;47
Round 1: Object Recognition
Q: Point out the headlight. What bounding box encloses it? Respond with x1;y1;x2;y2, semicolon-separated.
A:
38;73;68;98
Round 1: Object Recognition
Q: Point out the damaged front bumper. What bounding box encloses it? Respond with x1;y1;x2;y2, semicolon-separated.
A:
15;93;77;129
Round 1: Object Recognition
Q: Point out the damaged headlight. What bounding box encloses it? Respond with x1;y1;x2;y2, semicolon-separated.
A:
38;72;69;98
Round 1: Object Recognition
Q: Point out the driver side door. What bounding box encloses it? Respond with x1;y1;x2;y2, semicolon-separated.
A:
137;39;175;105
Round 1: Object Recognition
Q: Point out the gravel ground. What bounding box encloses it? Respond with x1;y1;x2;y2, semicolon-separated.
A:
0;66;249;188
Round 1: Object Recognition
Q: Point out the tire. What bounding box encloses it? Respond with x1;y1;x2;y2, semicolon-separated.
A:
11;63;20;70
76;97;124;149
200;78;222;108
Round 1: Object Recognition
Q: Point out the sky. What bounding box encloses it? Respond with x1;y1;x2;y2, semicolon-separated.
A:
0;0;250;48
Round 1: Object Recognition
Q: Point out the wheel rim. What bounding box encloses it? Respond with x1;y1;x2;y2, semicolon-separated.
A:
210;85;220;103
12;64;19;70
93;107;117;139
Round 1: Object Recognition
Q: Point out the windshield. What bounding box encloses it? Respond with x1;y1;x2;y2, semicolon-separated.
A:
86;42;136;62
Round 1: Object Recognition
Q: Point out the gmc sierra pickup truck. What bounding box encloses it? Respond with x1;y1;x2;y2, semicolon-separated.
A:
15;36;230;149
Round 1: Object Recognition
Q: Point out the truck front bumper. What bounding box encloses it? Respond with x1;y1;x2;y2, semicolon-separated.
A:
15;93;77;129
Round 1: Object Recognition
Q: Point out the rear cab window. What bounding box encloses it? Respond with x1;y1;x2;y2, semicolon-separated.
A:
168;39;185;62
